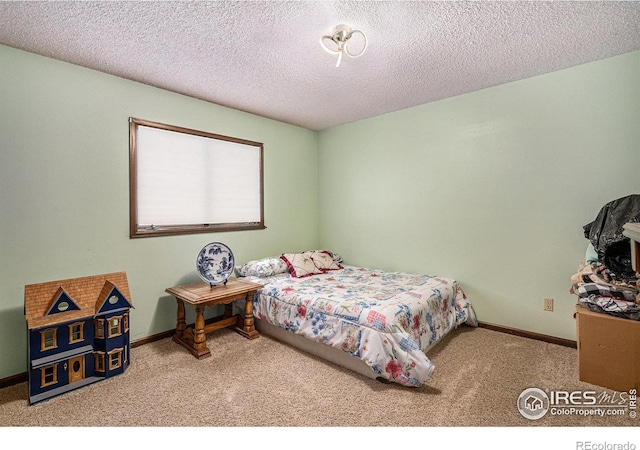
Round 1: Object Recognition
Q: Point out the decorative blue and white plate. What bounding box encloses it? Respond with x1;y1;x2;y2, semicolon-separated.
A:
196;242;235;286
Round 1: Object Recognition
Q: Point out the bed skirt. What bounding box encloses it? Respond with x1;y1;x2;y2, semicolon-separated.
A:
255;318;380;381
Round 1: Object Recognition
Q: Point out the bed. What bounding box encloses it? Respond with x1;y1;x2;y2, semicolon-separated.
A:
235;250;478;387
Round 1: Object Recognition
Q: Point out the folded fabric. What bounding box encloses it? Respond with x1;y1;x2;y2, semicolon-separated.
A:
579;296;640;321
585;243;601;266
576;282;638;302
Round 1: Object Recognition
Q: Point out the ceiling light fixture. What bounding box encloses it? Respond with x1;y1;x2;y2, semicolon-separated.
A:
320;24;367;68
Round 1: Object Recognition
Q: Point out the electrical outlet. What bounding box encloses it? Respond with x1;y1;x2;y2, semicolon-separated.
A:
544;298;554;312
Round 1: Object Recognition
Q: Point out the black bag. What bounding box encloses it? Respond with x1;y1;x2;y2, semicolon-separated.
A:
583;194;640;282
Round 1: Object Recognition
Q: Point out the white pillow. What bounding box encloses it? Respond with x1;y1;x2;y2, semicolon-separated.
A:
236;256;289;277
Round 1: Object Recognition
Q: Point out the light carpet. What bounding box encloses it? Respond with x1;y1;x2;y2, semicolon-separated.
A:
0;326;636;428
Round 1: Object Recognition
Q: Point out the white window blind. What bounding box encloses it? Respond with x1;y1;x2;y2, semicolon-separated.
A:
129;118;264;238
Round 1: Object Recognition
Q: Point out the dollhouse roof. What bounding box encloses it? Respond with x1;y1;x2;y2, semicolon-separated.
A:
24;272;132;330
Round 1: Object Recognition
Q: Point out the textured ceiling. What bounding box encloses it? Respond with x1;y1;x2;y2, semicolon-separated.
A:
1;1;639;131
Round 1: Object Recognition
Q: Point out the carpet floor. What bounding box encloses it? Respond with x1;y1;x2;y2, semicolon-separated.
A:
1;325;636;430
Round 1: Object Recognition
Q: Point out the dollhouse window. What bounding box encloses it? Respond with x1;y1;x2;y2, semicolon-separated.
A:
108;349;122;370
108;316;122;337
123;313;129;332
94;352;105;372
41;364;58;387
41;328;57;351
68;322;85;344
95;319;105;339
129;117;264;238
57;301;69;311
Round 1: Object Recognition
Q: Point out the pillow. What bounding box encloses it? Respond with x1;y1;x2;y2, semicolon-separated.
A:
280;252;323;278
309;250;343;272
330;252;343;264
236;256;289;278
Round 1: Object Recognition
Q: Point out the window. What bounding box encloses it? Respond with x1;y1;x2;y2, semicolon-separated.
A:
95;353;105;372
41;328;57;351
68;322;84;344
123;313;129;333
129;118;265;238
95;319;105;339
41;364;58;387
108;349;122;370
108;317;121;338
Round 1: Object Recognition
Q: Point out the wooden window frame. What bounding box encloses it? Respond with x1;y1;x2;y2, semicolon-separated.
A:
41;328;57;351
129;117;265;238
108;349;122;370
41;364;58;387
68;322;84;344
95;352;105;373
108;316;122;338
95;319;105;339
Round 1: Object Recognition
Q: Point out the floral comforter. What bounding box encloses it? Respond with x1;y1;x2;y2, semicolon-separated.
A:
243;265;478;387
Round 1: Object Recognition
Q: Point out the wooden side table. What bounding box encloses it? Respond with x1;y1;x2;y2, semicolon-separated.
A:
165;278;263;359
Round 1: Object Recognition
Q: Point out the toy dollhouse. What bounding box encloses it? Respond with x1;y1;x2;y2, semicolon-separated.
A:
24;272;133;405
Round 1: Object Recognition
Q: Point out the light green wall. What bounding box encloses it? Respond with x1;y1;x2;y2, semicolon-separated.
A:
318;50;640;341
0;45;318;379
